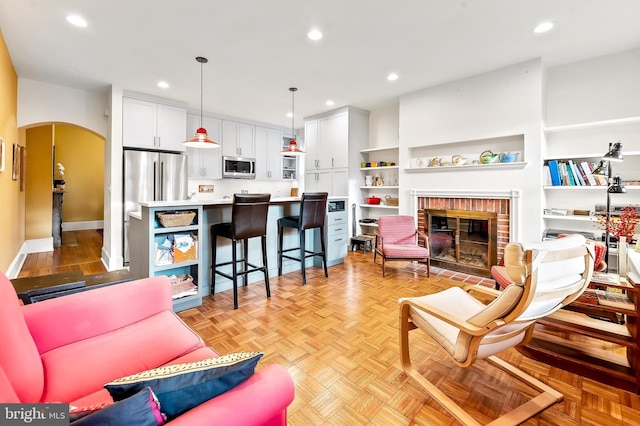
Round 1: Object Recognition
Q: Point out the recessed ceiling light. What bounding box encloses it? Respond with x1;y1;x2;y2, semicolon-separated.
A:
286;112;293;118
387;73;399;81
533;21;554;34
157;81;169;89
326;100;335;106
307;29;323;41
66;15;87;27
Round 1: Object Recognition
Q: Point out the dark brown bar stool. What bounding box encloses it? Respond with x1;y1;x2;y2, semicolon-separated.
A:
211;193;271;309
277;192;328;285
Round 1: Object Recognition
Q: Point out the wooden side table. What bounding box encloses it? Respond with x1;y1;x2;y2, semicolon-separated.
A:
11;270;85;304
518;275;640;393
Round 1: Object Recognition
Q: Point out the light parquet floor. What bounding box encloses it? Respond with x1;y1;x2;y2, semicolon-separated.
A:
18;232;640;424
178;252;640;426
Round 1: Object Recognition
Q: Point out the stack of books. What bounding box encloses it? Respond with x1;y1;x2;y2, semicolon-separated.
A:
544;160;608;186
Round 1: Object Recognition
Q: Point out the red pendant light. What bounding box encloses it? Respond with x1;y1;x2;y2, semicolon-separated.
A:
282;87;304;155
183;57;219;148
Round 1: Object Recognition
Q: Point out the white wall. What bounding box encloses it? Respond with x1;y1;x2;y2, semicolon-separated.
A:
368;98;399;149
546;47;640;127
396;59;544;241
18;78;109;136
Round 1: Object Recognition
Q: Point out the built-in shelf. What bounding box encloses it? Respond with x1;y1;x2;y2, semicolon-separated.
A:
360;204;399;209
544;116;640;133
544;185;640;190
360;186;398;190
405;162;527;173
360;166;399;171
543;151;640;161
543;214;595;222
360;145;399;153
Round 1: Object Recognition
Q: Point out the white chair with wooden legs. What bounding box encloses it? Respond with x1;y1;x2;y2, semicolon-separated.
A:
399;234;594;425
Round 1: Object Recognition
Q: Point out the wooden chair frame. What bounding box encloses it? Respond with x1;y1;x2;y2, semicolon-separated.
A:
400;244;593;425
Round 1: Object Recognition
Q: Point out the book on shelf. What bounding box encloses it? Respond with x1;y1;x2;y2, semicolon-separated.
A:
568;160;585;185
545;208;569;216
580;161;598;186
543;165;552;186
595;289;634;310
547;160;561;186
561;162;574;185
574;161;590;186
591;272;621;285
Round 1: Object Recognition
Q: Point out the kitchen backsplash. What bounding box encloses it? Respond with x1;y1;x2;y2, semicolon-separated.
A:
188;178;295;200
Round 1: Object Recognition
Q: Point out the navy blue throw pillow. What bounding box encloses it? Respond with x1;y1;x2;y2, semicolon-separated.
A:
71;386;164;425
104;352;263;419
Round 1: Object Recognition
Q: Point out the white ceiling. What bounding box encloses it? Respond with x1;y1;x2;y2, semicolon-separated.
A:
1;0;639;129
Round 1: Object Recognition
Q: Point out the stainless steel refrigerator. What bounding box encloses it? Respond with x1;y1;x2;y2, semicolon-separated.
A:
123;149;188;264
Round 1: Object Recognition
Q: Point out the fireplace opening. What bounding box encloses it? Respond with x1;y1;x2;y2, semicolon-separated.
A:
425;209;498;277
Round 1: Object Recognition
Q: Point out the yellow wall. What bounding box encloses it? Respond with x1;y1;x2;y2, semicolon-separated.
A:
54;125;104;222
0;28;21;272
25;126;53;239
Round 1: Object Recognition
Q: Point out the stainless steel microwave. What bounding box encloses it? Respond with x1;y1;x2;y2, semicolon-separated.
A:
222;156;256;179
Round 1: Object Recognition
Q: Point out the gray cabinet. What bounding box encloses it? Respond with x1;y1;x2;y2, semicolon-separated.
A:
313;197;348;267
129;205;203;312
123;97;187;152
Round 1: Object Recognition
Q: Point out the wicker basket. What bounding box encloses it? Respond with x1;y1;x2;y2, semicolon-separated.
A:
385;196;399;206
169;274;198;299
157;211;196;228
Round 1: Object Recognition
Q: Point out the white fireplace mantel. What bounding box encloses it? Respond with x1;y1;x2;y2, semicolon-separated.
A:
410;189;521;241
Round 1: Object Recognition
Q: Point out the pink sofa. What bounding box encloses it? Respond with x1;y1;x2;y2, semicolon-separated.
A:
0;272;294;425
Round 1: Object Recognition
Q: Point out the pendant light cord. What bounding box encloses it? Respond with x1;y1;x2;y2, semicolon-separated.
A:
196;56;208;129
200;60;204;128
289;87;297;139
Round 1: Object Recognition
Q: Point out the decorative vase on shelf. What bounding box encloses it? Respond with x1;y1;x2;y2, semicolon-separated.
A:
618;236;629;278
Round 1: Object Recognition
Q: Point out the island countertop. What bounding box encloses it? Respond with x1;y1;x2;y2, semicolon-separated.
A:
137;195;347;208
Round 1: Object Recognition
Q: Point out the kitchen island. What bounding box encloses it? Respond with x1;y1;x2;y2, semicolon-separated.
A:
128;196;348;311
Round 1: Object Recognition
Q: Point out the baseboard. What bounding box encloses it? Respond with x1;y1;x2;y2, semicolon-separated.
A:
62;220;104;231
6;242;28;279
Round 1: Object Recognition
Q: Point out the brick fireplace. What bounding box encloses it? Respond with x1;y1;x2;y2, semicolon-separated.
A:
411;189;521;272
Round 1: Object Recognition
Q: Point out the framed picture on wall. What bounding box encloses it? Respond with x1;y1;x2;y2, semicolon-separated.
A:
0;138;5;172
19;146;26;191
12;143;20;180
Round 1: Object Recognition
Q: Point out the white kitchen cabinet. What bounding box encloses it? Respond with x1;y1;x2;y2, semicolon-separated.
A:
123;97;187;152
255;127;284;180
186;114;222;179
305;168;348;195
305;112;348;170
319;112;349;168
304;120;319;171
222;120;255;158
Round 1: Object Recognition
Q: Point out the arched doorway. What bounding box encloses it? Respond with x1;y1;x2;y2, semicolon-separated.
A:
23;123;105;252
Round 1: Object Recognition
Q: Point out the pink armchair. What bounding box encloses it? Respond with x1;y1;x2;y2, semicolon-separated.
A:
374;215;430;277
0;272;294;425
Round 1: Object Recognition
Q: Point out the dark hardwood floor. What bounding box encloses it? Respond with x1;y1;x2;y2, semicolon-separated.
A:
18;229;107;278
18;230;640;424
